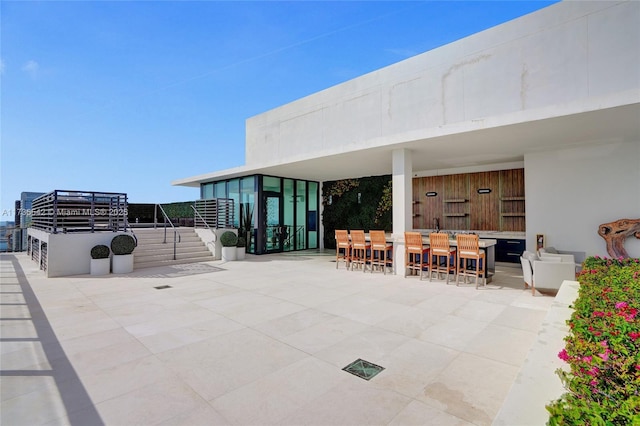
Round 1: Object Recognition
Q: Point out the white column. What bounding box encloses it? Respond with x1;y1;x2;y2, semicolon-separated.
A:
392;148;412;274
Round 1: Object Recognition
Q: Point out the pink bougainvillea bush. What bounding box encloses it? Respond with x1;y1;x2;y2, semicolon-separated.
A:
547;256;640;425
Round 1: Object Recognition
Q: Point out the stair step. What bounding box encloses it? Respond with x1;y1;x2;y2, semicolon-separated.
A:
134;257;218;270
135;251;213;262
131;227;216;267
135;244;203;250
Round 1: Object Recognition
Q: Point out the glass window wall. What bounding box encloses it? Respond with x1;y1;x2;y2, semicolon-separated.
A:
296;181;306;250
200;174;318;255
308;181;318;249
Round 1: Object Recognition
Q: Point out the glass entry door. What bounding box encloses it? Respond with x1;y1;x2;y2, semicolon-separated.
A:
264;193;283;252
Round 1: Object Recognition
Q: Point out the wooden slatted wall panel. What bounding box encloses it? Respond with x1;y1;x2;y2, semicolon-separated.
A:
412;176;443;229
470;171;499;230
412;178;423;229
410;169;524;231
500;169;525;231
443;174;469;230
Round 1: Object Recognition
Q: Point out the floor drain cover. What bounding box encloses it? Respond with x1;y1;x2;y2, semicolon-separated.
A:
154;285;172;290
342;359;384;380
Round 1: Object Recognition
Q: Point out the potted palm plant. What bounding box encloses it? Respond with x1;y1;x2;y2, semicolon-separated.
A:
220;231;238;261
239;203;253;252
90;244;111;275
111;234;136;273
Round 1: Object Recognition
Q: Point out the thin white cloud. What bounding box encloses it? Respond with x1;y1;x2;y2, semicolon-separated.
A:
22;60;39;78
385;48;419;59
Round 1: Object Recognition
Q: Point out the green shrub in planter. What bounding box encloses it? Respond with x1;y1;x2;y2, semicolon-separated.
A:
220;231;238;247
90;245;110;259
111;234;136;255
236;236;246;248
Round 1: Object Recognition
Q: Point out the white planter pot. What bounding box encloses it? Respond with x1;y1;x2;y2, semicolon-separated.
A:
222;246;237;261
236;247;246;260
90;258;110;276
112;254;134;273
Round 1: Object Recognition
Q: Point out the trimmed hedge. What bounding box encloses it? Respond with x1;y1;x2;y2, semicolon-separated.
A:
547;256;640;424
220;231;238;247
111;234;136;255
90;244;110;259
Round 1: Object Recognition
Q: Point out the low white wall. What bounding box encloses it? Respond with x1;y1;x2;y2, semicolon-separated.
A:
194;228;220;260
27;229;130;277
525;140;640;258
493;280;578;425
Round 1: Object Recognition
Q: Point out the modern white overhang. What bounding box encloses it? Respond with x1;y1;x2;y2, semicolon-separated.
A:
172;101;640;187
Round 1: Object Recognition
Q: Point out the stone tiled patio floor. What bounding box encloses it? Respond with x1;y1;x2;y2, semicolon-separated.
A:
1;251;554;425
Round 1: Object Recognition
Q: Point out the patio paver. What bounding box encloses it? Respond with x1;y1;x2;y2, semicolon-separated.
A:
1;251;554;425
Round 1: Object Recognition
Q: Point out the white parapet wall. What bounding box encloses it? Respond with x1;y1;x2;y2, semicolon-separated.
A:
28;228;131;278
493;280;579;425
194;228;220;260
193;228;239;261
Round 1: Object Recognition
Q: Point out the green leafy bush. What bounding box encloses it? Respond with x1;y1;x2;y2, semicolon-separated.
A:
547;256;640;425
322;175;392;249
90;244;110;259
220;231;238;247
111;234;136;255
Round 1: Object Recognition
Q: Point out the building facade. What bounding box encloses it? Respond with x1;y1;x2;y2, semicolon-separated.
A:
175;1;640;259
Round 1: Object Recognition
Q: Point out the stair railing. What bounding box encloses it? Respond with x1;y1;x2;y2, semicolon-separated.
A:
156;204;181;260
191;205;217;251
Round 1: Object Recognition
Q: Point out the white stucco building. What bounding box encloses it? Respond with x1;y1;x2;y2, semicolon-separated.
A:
174;1;640;259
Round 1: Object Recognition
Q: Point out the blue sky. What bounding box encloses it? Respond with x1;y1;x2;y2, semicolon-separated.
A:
1;0;557;217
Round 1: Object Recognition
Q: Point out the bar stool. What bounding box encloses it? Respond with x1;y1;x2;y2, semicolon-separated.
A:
369;230;393;274
404;231;429;280
350;230;370;272
429;233;457;284
335;230;351;270
456;234;486;289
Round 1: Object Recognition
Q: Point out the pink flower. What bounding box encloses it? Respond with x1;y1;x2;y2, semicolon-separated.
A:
616;302;628;309
582;356;593;363
590;380;598;387
600;340;609;348
558;349;570;362
599;352;609;361
593;311;605;317
629;332;640;341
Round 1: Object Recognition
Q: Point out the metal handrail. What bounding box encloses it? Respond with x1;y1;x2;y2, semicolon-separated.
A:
191;205;217;251
124;220;138;247
191;205;212;232
156;204;181;260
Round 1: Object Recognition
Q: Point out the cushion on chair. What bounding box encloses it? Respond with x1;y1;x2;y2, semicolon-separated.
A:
522;251;538;263
541;247;559;254
540;253;575;263
540;255;563;262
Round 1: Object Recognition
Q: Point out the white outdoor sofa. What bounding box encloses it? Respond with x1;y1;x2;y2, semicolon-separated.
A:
521;250;577;295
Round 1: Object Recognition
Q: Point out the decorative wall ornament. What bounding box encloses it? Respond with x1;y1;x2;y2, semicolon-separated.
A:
597;218;640;259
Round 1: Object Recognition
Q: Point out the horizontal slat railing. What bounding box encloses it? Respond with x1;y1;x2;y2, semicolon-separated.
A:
30;190;128;234
194;198;235;229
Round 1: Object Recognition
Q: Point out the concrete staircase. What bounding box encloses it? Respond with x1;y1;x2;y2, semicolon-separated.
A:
132;227;214;269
